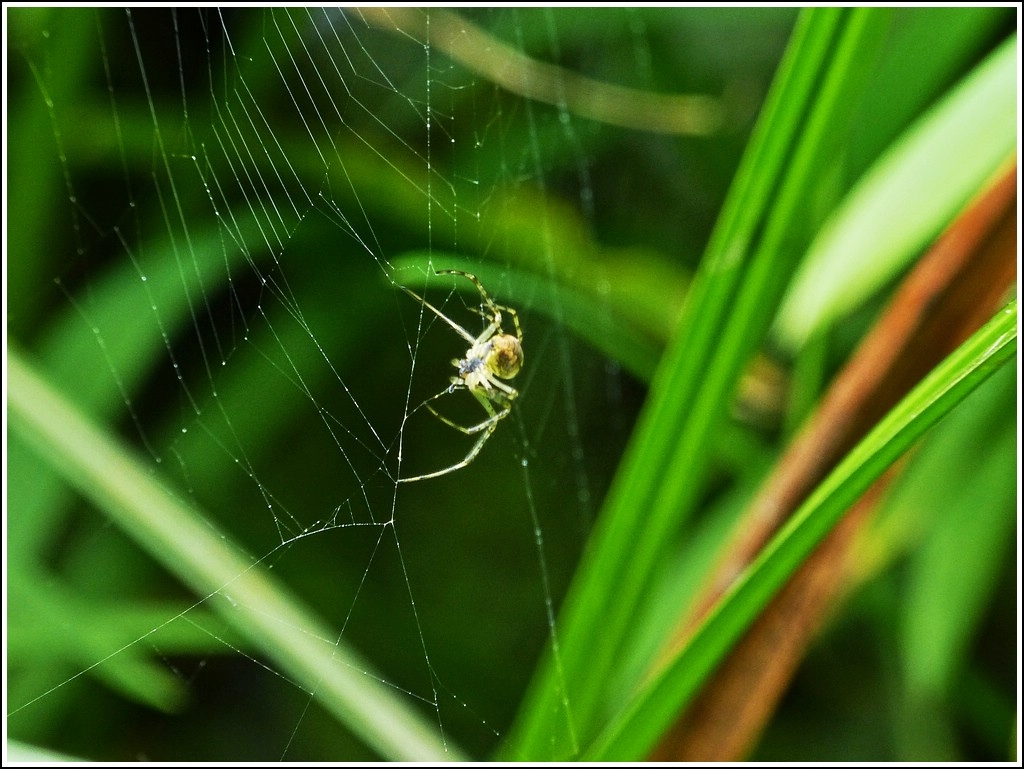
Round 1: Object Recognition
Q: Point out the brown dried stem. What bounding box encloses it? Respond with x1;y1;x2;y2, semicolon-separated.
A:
652;161;1017;761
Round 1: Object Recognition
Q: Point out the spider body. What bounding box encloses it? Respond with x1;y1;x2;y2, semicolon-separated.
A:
459;332;523;385
399;270;523;483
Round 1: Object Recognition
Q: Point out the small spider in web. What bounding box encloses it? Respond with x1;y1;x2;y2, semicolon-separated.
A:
398;270;524;483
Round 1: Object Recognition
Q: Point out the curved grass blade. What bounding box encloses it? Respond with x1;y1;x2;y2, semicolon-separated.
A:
775;35;1017;349
501;8;893;758
583;299;1017;760
8;347;463;762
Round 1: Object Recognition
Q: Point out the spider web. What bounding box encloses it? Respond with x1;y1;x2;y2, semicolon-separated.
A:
6;6;748;760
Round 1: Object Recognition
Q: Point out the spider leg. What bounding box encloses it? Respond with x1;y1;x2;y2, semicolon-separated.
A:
401;285;477;345
407;382;463;420
426;388;510;435
435;270;491;305
434;270;516;334
398;388;511;483
407;383;510;435
497;302;522;342
487;377;518;400
397;422;497;483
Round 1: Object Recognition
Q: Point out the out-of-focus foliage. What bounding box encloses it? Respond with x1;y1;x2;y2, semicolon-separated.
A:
6;7;1017;761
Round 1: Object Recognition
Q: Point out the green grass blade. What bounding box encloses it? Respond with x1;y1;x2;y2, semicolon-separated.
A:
7;347;462;763
775;35;1017;349
897;362;1017;696
501;8;893;758
583;299;1017;760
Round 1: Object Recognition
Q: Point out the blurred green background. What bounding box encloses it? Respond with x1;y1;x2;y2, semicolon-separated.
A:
6;7;1017;761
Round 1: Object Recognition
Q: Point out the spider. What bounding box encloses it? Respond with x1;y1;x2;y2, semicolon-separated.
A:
399;270;524;483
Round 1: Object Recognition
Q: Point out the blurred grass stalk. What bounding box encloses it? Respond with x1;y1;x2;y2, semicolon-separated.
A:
7;347;461;763
650;161;1017;760
502;7;892;757
7;6;1015;761
502;7;1016;761
585;296;1016;760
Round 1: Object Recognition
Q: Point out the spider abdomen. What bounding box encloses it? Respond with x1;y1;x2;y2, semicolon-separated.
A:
487;334;523;379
